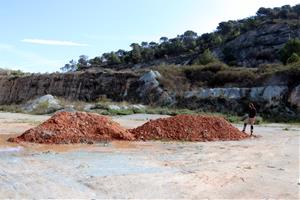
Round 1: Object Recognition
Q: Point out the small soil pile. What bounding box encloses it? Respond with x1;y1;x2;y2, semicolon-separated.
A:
8;112;134;144
131;115;248;141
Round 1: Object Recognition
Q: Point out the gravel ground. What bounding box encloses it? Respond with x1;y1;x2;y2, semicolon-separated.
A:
0;112;299;199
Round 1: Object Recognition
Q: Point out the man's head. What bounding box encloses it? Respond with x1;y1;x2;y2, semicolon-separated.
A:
249;103;255;109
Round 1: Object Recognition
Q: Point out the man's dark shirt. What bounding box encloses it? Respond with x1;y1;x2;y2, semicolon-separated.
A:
249;108;256;118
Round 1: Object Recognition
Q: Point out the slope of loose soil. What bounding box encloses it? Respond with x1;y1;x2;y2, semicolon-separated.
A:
8;112;134;144
131;114;248;141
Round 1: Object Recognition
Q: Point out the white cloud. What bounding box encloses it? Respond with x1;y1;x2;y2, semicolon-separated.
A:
0;43;65;72
21;39;89;47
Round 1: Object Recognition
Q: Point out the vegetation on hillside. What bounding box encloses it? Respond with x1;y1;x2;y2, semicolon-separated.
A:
279;38;300;64
153;61;300;91
61;4;300;71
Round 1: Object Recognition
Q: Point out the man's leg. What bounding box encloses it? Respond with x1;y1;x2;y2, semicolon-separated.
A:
250;118;255;135
242;123;247;132
242;119;248;132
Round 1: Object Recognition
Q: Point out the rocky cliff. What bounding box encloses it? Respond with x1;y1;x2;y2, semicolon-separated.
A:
0;71;138;104
214;23;300;67
1;69;299;120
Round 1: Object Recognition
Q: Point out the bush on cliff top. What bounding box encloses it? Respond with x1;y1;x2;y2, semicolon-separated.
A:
280;38;300;64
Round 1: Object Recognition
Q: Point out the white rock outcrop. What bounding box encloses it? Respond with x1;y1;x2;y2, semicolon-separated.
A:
22;94;62;113
184;85;288;105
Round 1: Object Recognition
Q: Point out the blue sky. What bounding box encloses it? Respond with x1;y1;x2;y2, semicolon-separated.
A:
0;0;299;72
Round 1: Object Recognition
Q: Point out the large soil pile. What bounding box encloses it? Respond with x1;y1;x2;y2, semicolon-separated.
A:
131;115;248;141
8;112;134;144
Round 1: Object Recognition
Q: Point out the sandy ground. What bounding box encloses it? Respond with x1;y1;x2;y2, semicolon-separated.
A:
0;112;299;199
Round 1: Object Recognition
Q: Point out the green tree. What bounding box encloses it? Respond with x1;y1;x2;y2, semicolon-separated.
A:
194;49;218;65
142;48;155;61
217;21;234;35
130;43;142;64
170;38;185;54
177;30;197;51
77;55;89;70
182;30;197;39
256;7;272;17
101;52;121;65
89;56;102;66
149;41;158;48
60;59;78;72
159;37;168;43
279;38;300;64
109;52;121;65
141;41;148;48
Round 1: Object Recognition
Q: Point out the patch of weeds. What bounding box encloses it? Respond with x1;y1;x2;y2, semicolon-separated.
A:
132;108;146;114
107;109;134;115
0;104;22;113
282;127;290;131
31;101;50;114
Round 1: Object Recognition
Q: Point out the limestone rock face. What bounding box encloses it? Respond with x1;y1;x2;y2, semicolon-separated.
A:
183;86;288;105
261;86;288;103
250;86;288;105
184;88;246;99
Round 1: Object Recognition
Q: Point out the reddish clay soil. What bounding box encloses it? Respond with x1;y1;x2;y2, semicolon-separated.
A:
130;115;248;141
8;113;248;144
8;112;134;144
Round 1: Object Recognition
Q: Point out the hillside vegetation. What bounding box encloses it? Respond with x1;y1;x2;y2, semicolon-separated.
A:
61;4;300;72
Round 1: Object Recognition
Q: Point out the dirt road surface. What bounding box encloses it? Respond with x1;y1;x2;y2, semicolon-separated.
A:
0;112;299;199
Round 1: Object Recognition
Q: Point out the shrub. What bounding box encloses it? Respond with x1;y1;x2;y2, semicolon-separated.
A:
202;62;228;72
257;63;283;73
184;65;214;83
31;101;50;114
193;49;218;65
210;69;256;86
152;64;190;93
279;38;300;64
287;53;300;64
0;104;22;113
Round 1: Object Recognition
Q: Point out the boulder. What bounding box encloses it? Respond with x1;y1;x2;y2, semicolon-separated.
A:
289;85;300;110
22;94;62;114
131;104;146;110
139;70;161;84
55;105;76;113
137;71;175;105
83;104;95;111
108;105;122;110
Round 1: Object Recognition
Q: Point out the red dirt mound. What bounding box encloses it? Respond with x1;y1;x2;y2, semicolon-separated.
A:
8;112;134;144
131;115;248;141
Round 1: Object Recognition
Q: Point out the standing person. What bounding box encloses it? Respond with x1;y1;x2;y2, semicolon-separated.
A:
242;103;257;136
